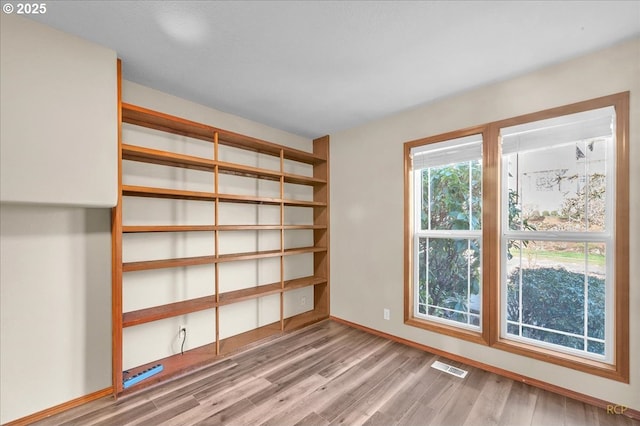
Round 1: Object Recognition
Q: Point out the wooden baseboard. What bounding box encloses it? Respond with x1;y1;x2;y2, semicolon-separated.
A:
3;387;113;426
330;316;639;421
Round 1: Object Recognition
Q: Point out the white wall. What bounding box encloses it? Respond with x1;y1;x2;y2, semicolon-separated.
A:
0;14;117;207
331;37;640;410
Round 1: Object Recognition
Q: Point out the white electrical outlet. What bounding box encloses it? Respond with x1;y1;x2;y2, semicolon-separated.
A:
301;296;307;307
178;325;186;339
383;308;390;320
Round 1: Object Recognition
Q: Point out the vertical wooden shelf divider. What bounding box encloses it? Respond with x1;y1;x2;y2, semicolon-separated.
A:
279;149;285;332
112;64;330;395
214;130;220;357
112;59;124;395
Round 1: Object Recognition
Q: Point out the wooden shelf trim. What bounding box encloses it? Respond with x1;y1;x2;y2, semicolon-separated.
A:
122;185;217;201
283;310;330;332
283;173;327;186
123;255;217;272
217;193;282;205
122;144;215;172
283;199;327;207
122;278;325;329
122;184;326;207
219;322;282;356
123;247;326;272
122;224;326;233
217;161;281;181
284;276;327;291
123;225;217;233
121;103;326;165
122;145;326;187
122;103;214;143
119;311;325;393
123;295;216;327
218;282;282;306
121;342;218;394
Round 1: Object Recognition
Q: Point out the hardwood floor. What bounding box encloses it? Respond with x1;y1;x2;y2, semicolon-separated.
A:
32;320;637;426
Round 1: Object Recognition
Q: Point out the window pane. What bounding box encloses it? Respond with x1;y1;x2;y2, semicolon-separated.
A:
417;237;481;328
506;240;606;356
424;161;482;231
502;107;613;233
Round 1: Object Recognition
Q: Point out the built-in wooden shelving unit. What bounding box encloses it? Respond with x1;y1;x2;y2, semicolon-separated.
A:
112;75;329;395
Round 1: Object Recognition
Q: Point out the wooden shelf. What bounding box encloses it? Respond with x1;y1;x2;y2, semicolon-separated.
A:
283;225;327;230
122;103;325;165
218;225;282;231
123;225;216;233
123;247;325;272
283;310;329;332
122;144;215;172
114;92;329;396
123;255;216;272
218;322;282;356
283;173;327;186
121;342;218;394
122;224;288;233
123;296;216;328
122;185;217;202
121;144;325;187
122;103;214;143
283;246;327;256
283;199;327;207
284;276;327;291
217;193;282;205
217;249;282;263
217;161;281;181
218;282;282;306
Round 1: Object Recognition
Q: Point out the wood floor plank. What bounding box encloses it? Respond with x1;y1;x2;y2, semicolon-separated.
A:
194;397;256;426
463;374;513;426
28;321;637;426
132;396;200;426
531;386;566;426
565;397;593;426
362;411;398;426
240;374;327;425
327;363;414;425
427;366;487;426
294;412;330;426
162;378;272;426
376;353;440;422
498;381;539;426
316;349;409;421
90;401;158;426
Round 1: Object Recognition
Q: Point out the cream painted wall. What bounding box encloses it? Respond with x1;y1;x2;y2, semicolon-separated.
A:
119;83;315;370
330;38;640;410
0;205;112;424
0;75;315;423
0;14;117;207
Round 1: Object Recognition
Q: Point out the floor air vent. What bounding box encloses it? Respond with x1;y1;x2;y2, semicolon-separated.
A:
431;360;468;378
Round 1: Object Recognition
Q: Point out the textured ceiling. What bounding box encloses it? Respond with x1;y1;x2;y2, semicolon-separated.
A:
28;1;640;138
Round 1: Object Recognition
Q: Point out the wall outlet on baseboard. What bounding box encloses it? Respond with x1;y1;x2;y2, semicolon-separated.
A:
383;308;390;320
178;325;186;340
301;296;307;307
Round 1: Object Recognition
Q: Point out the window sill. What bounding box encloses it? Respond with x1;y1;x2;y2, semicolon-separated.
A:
491;337;628;383
405;316;488;346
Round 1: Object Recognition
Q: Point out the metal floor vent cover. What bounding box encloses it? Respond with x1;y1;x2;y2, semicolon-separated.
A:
431;360;468;378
